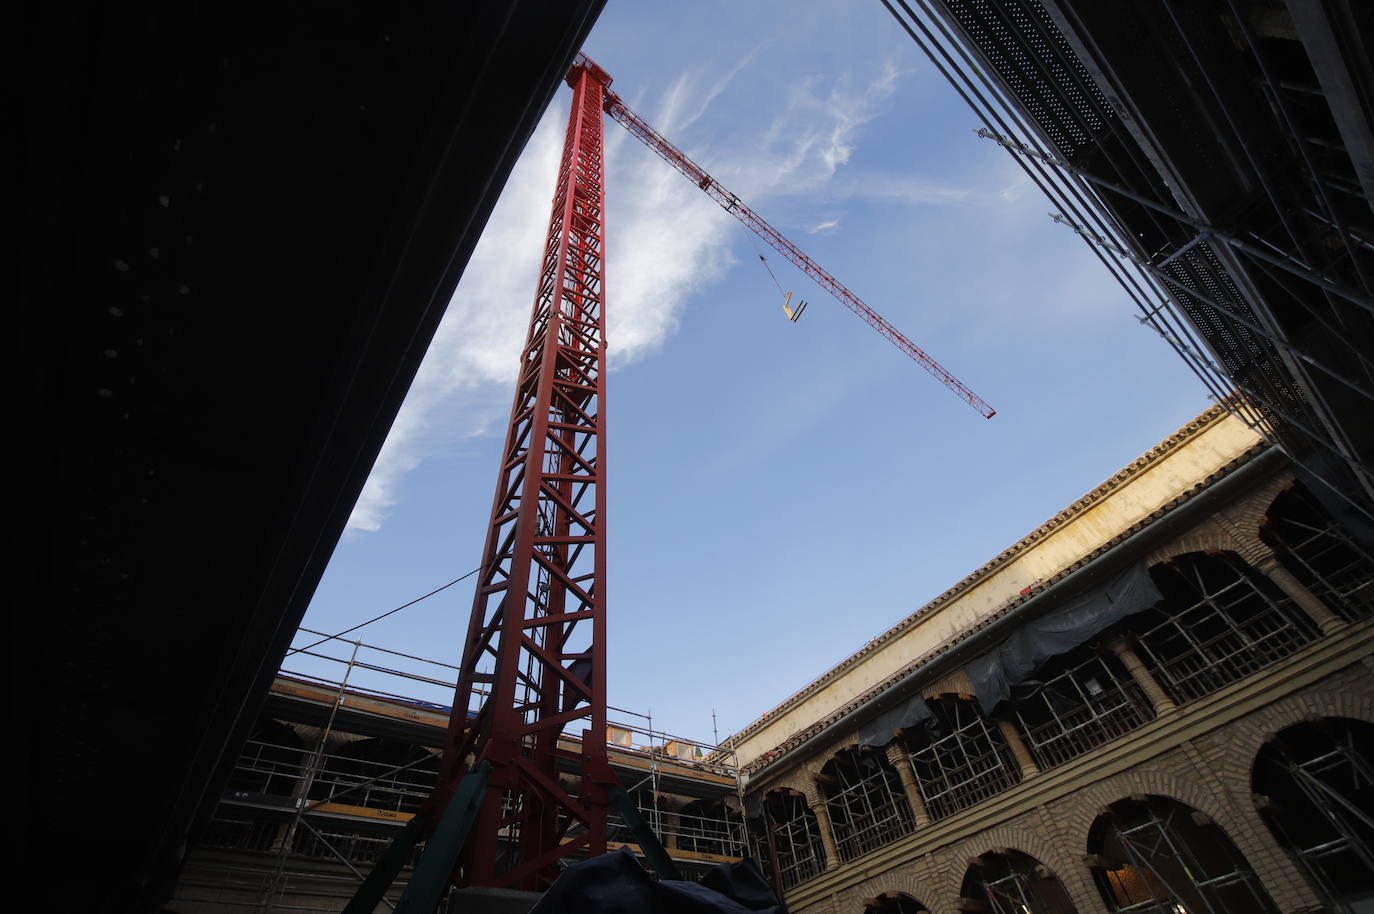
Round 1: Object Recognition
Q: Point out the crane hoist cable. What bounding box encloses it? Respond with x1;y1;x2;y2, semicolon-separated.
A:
752;243;809;323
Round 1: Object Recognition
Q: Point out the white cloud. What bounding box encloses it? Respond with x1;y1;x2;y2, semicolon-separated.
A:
809;217;841;234
348;55;911;533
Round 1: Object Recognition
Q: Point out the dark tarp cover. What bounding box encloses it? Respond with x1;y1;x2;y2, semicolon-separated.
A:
530;845;786;914
856;692;932;748
966;563;1162;714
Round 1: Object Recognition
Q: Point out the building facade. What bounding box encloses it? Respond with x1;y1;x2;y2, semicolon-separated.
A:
727;405;1374;914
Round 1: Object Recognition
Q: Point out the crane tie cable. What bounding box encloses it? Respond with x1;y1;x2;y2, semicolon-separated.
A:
286;563;486;657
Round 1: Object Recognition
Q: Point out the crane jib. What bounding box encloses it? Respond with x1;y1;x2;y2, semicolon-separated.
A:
598;69;994;418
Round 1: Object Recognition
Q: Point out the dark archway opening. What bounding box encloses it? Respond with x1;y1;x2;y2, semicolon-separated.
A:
1128;552;1316;704
821;746;915;861
1261;482;1374;622
1089;795;1278;913
898;696;1020;821
865;891;930;914
959;849;1078;914
1254;717;1374;911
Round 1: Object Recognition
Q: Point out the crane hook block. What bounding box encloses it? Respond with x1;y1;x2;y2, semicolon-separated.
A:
781;292;808;322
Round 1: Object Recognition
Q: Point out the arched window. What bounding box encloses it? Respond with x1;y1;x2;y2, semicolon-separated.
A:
1131;552;1317;704
678;796;746;859
750;789;827;890
1005;643;1155;771
820;746;914;861
1261;483;1374;622
865;891;930;914
1089;795;1278;913
899;696;1020;821
959;849;1078;913
1253;718;1374;910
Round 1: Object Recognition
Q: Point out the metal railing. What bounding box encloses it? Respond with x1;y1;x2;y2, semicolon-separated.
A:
1137;558;1317;705
1013;654;1156;771
823;750;915;862
754;793;827;890
1267;486;1374;622
907;702;1021;821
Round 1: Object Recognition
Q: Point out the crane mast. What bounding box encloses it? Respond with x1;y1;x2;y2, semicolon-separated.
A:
431;52;994;897
437;56;613;890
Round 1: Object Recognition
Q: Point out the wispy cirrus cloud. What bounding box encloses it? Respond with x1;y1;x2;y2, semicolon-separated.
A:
347;54;910;533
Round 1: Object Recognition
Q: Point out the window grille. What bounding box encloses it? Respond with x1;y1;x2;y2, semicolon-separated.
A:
1135;554;1317;705
1012;652;1156;771
904;697;1020;821
1264;485;1374;622
1095;797;1278;913
752;791;826;890
821;748;915;862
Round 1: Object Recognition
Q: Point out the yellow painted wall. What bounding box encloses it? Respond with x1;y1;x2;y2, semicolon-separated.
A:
731;409;1262;772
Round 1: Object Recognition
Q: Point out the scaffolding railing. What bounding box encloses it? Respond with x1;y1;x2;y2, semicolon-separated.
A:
1267;486;1374;622
906;704;1021;821
823;750;915;862
1013;654;1156;771
1136;560;1317;705
1100;799;1278;913
753;793;827;890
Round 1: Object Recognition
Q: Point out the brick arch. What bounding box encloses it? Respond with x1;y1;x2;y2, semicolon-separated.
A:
943;820;1101;914
1144;524;1235;569
839;863;953;914
1212;689;1374;797
1057;768;1248;854
1222;471;1294;541
1065;776;1313;914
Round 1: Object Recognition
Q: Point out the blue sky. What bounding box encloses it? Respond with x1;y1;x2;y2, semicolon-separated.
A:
292;2;1211;746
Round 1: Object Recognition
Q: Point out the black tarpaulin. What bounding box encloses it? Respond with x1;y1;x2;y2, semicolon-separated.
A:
856;692;932;747
967;563;1162;714
530;845;786;914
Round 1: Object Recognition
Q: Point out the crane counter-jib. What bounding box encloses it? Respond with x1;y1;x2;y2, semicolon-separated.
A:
586;60;996;419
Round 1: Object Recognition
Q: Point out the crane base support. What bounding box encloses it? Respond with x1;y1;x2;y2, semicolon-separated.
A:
608;784;682;881
448;887;541;914
341;811;431;914
342;761;491;914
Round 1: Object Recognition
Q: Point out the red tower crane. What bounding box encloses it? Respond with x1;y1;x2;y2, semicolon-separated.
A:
428;53;994;895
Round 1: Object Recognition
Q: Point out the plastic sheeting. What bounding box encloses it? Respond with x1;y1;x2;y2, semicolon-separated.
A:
967;563;1162;714
530;845;786;914
856;692;932;748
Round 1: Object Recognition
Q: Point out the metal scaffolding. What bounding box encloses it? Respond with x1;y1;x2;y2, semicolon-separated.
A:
753;791;827;891
1010;651;1156;771
821;747;916;862
904;697;1021;821
1096;797;1278;913
964;850;1077;914
676;798;748;859
1264;483;1374;622
1256;719;1374;912
1134;554;1317;704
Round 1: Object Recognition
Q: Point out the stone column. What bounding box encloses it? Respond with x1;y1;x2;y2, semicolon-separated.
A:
1253;553;1348;635
801;782;841;870
660;803;681;851
884;741;931;827
995;718;1040;779
1108;636;1177;715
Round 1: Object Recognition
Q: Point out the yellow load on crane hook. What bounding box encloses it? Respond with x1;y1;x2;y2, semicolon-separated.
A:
781;291;808;323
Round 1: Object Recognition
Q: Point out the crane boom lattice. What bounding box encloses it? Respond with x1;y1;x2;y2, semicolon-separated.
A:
587;54;995;418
